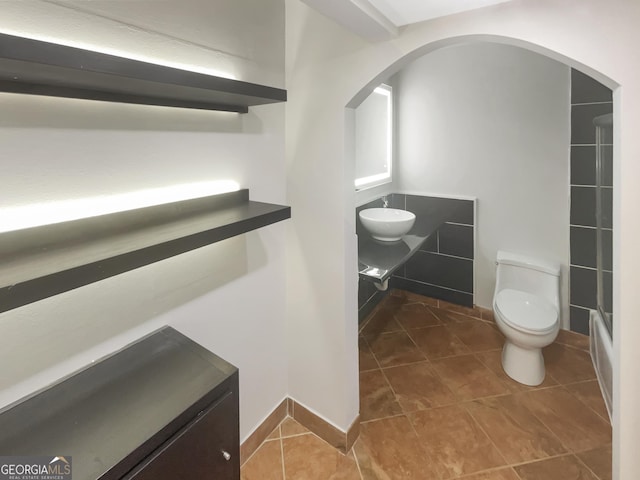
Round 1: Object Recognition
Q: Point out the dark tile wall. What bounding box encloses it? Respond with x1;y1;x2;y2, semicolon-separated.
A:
357;193;475;320
569;69;613;334
396;194;474;307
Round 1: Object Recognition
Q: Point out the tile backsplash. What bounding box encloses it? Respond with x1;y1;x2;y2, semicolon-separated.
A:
357;193;475;320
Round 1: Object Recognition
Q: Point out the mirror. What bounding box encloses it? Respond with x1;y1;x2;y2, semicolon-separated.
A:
354;84;393;190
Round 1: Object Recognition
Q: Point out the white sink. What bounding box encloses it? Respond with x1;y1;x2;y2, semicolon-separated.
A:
359;208;416;242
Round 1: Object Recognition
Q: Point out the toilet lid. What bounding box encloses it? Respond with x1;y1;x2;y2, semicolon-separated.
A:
495;289;557;333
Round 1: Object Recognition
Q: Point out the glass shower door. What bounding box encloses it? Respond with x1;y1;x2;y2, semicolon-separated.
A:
594;113;613;334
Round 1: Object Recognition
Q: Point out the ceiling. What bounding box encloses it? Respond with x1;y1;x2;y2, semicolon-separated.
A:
301;0;513;41
366;0;513;26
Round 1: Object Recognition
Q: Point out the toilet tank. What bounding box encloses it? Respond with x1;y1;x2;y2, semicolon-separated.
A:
494;251;560;308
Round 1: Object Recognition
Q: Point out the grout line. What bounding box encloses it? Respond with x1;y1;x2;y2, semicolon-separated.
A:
569;224;613;231
506;452;586;472
444;221;474;227
359;412;406;425
571;100;613;106
351;441;364;480
573;453;606;480
462;401;511;470
425;250;474;262
515;389;579;455
241;420;283;470
570;143;613;146
561;383;612;426
569;184;614;188
279;432;287;480
569;303;597;311
569;264;613;273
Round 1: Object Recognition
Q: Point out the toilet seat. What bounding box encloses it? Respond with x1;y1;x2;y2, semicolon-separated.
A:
495;289;557;334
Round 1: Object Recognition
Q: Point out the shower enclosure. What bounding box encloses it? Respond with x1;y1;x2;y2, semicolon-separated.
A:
591;112;613;420
594;112;613;334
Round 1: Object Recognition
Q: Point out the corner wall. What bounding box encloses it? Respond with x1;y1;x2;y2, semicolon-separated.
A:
393;42;570;324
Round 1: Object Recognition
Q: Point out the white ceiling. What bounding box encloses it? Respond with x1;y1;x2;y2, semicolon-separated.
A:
302;0;514;41
366;0;514;26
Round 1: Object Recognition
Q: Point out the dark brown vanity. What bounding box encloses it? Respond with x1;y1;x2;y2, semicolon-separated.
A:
0;327;239;479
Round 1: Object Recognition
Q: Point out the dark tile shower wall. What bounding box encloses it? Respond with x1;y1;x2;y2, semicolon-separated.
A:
357;194;475;320
569;69;613;334
393;194;474;307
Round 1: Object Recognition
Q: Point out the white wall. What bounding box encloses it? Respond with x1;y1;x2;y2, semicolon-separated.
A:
394;42;570;325
285;0;640;478
0;0;287;442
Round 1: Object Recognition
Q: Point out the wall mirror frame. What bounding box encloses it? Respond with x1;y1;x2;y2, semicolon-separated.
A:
354;84;393;190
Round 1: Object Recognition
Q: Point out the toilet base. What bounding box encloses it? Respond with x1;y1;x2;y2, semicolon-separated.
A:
501;341;546;386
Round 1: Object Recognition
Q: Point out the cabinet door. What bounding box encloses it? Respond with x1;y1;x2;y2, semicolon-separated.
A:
125;392;239;480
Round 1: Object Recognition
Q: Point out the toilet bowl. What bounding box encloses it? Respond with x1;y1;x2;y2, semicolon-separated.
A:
493;251;560;386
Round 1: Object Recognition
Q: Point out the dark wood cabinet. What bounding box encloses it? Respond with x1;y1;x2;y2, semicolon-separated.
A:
126;392;239;479
0;327;240;480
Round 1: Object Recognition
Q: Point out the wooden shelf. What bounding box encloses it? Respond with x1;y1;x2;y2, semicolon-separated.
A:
0;189;290;313
0;32;287;113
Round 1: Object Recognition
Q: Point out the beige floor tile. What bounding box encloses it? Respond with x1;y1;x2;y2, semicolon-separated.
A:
436;301;482;318
391;289;439;306
395;303;443;329
244;292;610;480
577;445;612;480
451;467;519;480
431;354;511;401
514;454;599;480
465;394;567;464
407;325;471;359
266;426;281;440
519;387;611;452
366;331;426;367
241;440;284;480
361;308;403;336
383;361;456;412
359;336;379;372
281;417;310;438
381;293;411;308
544;343;596;384
282;433;360;480
556;329;590;352
478;307;495;323
431;306;480;324
565;380;610;423
355;416;440;479
359;369;402;421
409;405;506;479
445;320;504;352
474;350;558;392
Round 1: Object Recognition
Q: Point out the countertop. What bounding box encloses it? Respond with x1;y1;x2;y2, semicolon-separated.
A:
358;205;462;284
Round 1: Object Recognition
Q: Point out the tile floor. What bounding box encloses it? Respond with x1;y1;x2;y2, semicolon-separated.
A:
241;290;612;480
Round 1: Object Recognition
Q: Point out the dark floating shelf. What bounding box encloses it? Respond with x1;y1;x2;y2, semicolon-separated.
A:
0;189;290;313
0;32;287;113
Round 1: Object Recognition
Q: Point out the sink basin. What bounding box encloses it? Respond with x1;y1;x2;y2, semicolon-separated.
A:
359;208;416;242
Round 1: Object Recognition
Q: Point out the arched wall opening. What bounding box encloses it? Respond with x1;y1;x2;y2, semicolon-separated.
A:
344;30;620;468
285;2;640;477
349;34;616;325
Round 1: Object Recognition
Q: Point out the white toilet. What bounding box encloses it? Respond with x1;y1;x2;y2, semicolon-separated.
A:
493;250;560;386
